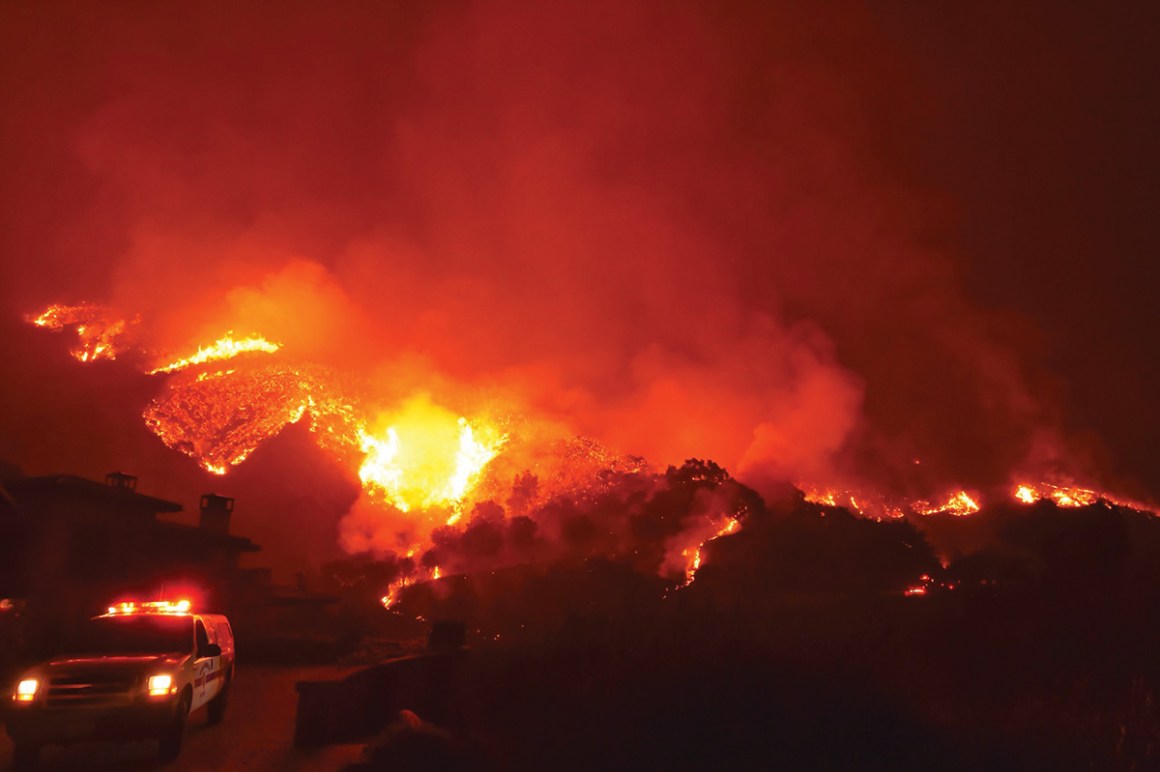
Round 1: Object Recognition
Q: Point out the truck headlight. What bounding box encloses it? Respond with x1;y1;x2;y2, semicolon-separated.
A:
15;678;38;702
147;674;174;697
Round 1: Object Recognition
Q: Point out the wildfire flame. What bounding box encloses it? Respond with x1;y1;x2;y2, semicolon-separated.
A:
26;304;132;363
144;357;504;607
143;364;358;475
143;361;506;520
148;334;281;374
912;490;981;517
802;481;1158;520
799;485;906;520
358;399;507;518
680;517;740;587
380;563;443;609
1012;481;1157;514
903;573;963;598
1014;485;1037;505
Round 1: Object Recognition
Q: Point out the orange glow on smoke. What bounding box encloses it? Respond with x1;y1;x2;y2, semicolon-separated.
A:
26;304;131;363
148;333;281;374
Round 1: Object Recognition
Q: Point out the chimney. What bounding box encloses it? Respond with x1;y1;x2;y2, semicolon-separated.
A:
199;494;234;535
105;471;138;491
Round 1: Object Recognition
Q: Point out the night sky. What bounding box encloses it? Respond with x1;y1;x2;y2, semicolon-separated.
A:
2;0;1158;532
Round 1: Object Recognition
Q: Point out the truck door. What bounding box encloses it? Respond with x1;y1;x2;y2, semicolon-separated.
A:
192;619;218;710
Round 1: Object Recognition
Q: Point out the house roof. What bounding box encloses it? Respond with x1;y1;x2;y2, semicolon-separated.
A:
154;520;261;553
4;472;261;555
4;474;184;514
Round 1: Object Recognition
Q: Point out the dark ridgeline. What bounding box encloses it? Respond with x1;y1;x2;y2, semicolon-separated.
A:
321;460;1160;772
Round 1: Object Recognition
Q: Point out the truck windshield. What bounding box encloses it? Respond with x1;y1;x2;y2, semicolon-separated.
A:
62;616;193;655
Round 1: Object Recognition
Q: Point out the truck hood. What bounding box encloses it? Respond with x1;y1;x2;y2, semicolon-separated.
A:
42;653;186;674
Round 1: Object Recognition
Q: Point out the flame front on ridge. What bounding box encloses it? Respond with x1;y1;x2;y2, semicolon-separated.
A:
148;334;282;374
680;517;740;587
800;481;1158;519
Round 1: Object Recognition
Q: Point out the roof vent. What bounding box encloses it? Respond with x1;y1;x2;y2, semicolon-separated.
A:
105;472;138;491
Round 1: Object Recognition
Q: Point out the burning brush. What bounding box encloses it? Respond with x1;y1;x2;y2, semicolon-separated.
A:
23;299;1160;614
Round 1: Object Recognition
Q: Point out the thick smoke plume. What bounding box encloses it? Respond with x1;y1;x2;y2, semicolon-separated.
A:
2;2;1151;573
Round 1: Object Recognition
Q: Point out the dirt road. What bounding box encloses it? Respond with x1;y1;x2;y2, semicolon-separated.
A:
0;665;366;771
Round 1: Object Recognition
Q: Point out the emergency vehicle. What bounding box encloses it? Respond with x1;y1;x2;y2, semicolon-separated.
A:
5;600;235;768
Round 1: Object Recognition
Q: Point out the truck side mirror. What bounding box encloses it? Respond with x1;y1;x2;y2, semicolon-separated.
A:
200;643;222;658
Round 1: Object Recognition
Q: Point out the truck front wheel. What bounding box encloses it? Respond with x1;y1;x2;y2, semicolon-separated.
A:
12;742;41;770
158;691;191;763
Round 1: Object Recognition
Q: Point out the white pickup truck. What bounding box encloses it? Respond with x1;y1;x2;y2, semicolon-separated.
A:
5;600;235;768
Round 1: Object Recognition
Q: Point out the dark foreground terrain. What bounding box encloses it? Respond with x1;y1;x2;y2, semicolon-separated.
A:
456;578;1160;771
4;581;1157;772
0;666;363;771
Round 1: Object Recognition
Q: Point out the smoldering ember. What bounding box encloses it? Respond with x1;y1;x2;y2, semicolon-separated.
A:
2;2;1159;771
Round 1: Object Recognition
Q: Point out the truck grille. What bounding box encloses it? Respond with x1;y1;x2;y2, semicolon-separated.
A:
46;673;136;707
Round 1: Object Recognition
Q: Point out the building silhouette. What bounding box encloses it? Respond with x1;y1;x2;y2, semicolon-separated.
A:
0;471;258;657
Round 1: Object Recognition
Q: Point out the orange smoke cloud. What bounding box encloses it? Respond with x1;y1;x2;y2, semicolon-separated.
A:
4;1;1157;581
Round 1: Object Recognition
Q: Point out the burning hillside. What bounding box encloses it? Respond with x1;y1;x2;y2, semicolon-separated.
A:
26;304;136;363
20;299;1160;631
19;296;1160;612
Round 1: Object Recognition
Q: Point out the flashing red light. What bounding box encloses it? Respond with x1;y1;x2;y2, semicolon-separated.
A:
104;599;192;616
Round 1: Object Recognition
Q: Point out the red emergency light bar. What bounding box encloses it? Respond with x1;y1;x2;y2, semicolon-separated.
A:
103;599;193;617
